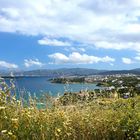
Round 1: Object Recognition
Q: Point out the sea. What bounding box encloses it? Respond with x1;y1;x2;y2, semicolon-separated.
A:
4;76;102;98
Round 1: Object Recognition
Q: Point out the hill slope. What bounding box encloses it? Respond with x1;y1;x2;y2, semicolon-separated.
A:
0;68;140;77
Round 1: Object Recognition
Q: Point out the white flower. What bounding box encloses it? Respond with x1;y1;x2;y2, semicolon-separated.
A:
1;130;7;133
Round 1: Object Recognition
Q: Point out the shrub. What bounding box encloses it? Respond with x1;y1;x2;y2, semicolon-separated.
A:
1;80;140;139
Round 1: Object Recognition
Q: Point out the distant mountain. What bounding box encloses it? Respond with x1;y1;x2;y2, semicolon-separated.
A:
0;68;107;77
0;68;140;77
132;68;140;72
100;70;131;75
100;69;140;75
19;68;107;77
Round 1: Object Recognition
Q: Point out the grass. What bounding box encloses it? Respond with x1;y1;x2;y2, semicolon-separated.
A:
1;81;140;139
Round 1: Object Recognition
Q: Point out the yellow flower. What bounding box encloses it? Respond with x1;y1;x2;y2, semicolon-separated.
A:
11;118;18;121
57;128;61;133
8;131;13;135
0;106;6;110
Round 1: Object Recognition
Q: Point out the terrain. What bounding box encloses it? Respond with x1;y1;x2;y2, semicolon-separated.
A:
1;68;140;77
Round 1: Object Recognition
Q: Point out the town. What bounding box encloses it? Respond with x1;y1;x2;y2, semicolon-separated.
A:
52;74;140;105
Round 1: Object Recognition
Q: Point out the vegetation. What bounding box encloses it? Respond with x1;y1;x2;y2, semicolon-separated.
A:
105;76;140;88
1;79;140;139
51;77;85;84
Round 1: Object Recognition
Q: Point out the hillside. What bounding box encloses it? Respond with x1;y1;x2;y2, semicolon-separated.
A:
0;68;140;77
0;68;107;77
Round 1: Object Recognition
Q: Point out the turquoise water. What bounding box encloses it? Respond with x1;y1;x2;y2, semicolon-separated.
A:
5;77;101;98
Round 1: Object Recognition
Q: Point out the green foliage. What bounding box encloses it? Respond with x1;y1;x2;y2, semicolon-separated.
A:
1;81;140;139
51;77;85;84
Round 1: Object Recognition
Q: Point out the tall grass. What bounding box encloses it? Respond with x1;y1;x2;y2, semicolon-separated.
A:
1;80;140;139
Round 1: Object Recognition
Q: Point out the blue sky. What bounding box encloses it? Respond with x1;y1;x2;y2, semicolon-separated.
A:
0;0;140;70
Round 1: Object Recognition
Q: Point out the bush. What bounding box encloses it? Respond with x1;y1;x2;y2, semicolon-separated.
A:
1;80;140;139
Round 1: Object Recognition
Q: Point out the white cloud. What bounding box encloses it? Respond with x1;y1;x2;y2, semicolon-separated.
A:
1;8;20;19
94;41;140;52
135;56;140;61
64;47;86;52
122;57;133;64
0;61;18;69
1;0;140;52
24;59;44;68
38;38;71;46
49;53;69;64
49;52;115;64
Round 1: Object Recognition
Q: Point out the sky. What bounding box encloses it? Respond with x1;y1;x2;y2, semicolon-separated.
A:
0;0;140;70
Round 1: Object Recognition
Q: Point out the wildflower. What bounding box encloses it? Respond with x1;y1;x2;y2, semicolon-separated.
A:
12;96;16;101
1;130;7;133
8;131;13;135
11;118;18;122
57;128;61;133
0;106;6;110
27;114;32;118
55;128;61;137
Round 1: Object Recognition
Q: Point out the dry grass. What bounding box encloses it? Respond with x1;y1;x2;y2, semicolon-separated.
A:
1;81;140;140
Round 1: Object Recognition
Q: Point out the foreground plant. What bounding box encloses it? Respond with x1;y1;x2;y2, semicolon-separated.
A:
1;80;140;140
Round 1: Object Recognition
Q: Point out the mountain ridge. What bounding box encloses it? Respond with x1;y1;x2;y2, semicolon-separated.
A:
0;68;140;77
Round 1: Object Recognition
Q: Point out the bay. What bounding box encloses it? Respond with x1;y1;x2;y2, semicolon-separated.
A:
4;76;102;98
